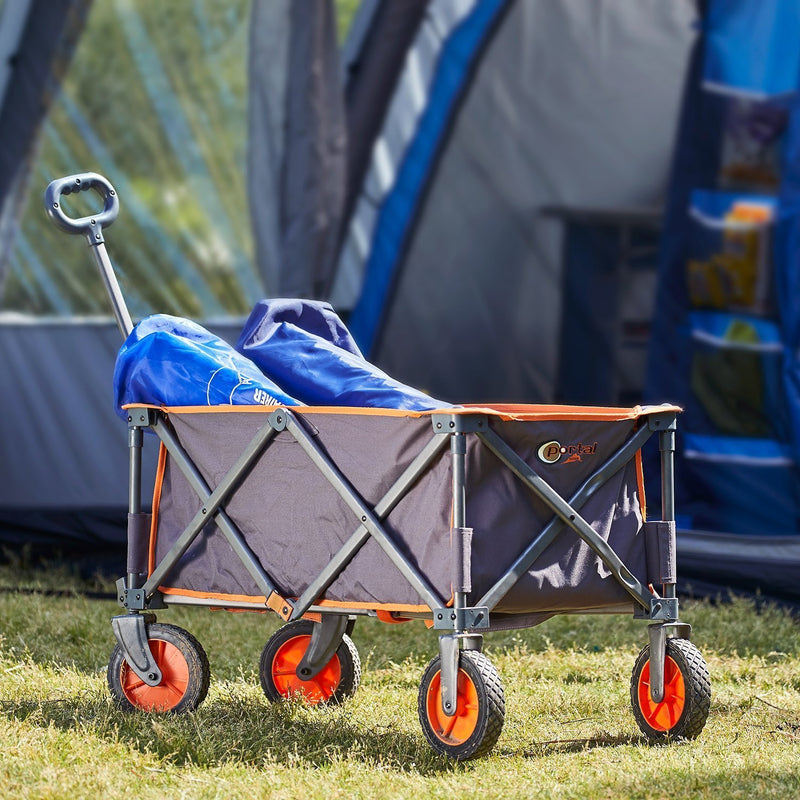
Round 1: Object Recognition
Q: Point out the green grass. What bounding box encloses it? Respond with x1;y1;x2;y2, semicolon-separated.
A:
1;563;799;799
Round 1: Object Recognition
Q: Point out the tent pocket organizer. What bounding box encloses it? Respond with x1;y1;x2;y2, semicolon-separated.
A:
46;173;710;760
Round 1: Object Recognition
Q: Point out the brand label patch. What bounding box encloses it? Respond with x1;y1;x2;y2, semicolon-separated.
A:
537;440;597;464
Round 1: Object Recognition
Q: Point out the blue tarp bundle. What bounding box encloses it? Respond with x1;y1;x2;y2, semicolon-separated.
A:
236;299;449;410
114;300;447;416
113;315;298;418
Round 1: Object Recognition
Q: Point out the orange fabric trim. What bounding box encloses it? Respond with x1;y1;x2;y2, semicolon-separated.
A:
300;598;434;614
160;586;269;604
157;585;434;614
376;609;412;624
211;607;268;615
148;443;168;574
460;403;682;422
635;448;647;522
123;401;681;422
122;402;431;418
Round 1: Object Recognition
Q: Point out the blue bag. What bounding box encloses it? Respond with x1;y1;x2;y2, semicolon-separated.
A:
114;314;297;418
236;299;449;410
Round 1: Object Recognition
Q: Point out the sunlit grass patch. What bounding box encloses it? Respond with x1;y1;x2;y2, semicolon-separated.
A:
1;565;799;799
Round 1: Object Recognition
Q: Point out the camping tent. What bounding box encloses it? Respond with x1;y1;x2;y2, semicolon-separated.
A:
0;0;798;601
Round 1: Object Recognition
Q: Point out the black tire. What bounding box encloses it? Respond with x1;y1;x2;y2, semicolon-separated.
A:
259;619;361;705
107;622;210;714
630;637;711;740
418;649;505;760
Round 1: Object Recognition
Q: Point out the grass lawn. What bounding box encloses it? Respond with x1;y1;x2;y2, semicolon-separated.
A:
0;563;798;799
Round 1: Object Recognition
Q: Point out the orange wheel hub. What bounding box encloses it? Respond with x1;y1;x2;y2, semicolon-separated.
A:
271;634;341;704
425;668;480;745
637;654;686;731
120;638;189;712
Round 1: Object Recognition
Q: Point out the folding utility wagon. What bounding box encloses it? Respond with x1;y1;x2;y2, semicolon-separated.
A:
46;174;711;760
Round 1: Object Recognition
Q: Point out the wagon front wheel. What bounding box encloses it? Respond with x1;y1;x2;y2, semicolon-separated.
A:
630;637;710;740
107;622;210;713
259;619;361;705
418;649;505;760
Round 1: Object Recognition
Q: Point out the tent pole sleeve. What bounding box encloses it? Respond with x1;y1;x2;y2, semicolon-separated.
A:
451;431;468;623
659;425;678;601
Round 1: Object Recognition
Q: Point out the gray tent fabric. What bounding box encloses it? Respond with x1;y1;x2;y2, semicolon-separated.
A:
248;0;346;298
338;0;696;403
331;0;473;311
335;0;429;286
0;0;92;297
246;0;290;297
676;530;800;601
0;317;243;555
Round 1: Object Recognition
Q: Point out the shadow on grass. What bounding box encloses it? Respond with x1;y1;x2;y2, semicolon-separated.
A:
0;687;664;773
511;733;641;758
0;692;472;775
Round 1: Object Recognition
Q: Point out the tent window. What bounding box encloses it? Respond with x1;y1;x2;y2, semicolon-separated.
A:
2;0;256;320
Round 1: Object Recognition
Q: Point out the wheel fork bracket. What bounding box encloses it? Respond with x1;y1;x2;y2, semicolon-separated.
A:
296;614;349;681
648;623;667;704
648;621;691;704
111;613;162;687
438;633;483;717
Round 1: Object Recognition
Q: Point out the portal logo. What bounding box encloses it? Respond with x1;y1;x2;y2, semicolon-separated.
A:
537;440;597;465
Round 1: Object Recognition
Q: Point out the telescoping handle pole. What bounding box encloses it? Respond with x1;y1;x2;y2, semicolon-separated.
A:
44;173;133;339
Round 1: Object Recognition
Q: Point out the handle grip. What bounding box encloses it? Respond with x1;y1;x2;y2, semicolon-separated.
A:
44;172;119;242
43;172;133;338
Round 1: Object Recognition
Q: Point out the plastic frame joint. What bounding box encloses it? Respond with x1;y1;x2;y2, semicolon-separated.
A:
647;411;677;432
432;606;490;630
431;414;489;434
649;596;679;621
121;586;148;610
127;408;155;428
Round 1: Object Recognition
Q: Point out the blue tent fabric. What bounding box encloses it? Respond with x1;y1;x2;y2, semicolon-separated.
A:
236;299;450;410
776;102;800;466
347;0;509;354
646;3;800;539
113;315;298;417
703;0;800;99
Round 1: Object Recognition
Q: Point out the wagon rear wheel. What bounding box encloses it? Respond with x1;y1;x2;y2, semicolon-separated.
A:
107;622;210;713
418;650;505;760
259;619;361;705
631;637;710;740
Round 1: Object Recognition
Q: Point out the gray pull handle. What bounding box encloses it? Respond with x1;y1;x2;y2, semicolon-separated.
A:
43;173;132;338
44;172;119;244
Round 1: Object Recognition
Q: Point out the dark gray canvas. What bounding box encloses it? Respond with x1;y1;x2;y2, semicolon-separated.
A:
151;409;649;618
155;411;453;608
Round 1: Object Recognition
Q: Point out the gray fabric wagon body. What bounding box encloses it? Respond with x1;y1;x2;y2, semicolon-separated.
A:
148;404;661;621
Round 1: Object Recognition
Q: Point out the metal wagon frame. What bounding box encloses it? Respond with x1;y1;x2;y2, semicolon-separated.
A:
45;173;711;760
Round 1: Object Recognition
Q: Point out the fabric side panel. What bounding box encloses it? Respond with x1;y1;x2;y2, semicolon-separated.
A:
466;417;647;614
152;411;452;607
